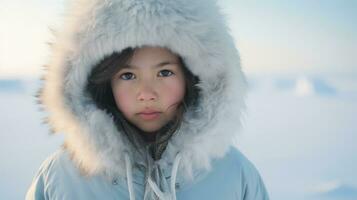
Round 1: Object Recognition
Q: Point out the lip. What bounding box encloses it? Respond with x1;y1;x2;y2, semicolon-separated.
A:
138;112;161;120
138;108;160;114
139;111;159;114
137;109;161;120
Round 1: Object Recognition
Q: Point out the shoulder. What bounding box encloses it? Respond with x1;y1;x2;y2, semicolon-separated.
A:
36;147;96;186
29;148;90;186
222;146;260;175
36;148;74;177
206;146;264;182
224;146;265;183
26;148;72;200
27;148;128;200
223;146;270;200
28;148;67;182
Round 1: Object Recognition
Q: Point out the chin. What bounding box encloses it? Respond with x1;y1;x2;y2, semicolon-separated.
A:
140;128;160;134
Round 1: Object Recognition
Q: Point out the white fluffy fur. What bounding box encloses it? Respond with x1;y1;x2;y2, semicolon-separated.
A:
39;0;247;181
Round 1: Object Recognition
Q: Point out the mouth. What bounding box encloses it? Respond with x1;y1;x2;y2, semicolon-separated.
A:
137;109;162;120
138;112;161;120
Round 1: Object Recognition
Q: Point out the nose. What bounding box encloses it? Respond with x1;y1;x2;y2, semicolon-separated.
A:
137;83;158;102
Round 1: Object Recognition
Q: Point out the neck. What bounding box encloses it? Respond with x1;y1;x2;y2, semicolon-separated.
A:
140;131;157;143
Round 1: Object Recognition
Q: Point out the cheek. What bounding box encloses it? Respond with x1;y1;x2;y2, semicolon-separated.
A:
112;85;133;115
162;79;186;106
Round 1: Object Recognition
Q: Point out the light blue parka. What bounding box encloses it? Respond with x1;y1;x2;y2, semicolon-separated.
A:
26;0;269;199
27;146;268;200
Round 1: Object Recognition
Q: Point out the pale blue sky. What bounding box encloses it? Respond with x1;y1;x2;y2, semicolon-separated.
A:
0;0;356;77
220;0;357;73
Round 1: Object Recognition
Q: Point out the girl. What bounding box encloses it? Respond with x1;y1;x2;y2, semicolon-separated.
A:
26;0;269;199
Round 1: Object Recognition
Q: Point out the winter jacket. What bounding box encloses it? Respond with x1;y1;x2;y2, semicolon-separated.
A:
26;146;268;200
26;0;270;199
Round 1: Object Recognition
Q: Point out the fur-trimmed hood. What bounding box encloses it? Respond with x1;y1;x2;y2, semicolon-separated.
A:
39;0;247;181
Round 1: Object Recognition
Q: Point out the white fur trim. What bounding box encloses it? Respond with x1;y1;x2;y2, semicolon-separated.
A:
39;0;247;181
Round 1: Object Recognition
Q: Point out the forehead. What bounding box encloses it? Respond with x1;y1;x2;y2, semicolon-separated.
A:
123;47;180;69
127;47;180;67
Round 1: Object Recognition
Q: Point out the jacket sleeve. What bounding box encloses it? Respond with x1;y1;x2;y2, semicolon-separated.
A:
25;155;55;200
242;160;270;200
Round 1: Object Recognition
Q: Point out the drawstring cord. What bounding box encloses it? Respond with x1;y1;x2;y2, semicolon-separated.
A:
124;152;182;200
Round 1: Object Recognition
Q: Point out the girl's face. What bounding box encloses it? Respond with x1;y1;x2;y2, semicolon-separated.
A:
111;47;186;133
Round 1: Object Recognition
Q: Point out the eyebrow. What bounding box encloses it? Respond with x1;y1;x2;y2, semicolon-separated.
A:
122;61;179;69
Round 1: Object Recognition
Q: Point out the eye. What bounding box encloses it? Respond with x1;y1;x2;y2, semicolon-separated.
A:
158;69;174;77
120;72;136;80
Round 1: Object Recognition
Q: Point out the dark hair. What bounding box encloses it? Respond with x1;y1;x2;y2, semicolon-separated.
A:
86;47;200;160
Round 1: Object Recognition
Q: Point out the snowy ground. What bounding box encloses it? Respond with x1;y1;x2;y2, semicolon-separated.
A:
237;72;357;200
0;72;356;200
